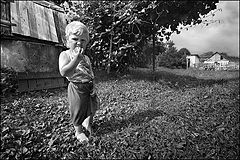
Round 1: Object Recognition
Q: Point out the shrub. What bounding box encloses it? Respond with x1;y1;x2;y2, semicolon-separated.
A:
1;67;18;96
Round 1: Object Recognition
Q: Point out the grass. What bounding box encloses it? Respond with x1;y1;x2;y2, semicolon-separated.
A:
1;67;239;159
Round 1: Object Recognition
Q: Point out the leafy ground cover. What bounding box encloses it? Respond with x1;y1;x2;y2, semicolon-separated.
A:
1;67;239;159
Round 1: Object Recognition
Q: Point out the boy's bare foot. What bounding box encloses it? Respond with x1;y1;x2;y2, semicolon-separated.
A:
75;132;89;143
86;125;93;137
74;125;89;143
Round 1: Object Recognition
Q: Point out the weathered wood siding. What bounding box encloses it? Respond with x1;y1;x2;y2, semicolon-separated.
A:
1;1;68;92
10;1;66;44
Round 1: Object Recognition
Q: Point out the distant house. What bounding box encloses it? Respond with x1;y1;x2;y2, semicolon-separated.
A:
186;54;200;68
186;52;239;70
201;52;239;70
202;52;229;66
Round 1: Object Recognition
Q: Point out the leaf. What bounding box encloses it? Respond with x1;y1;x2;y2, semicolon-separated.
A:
2;126;9;134
176;142;186;149
48;136;58;148
22;147;28;154
218;127;225;132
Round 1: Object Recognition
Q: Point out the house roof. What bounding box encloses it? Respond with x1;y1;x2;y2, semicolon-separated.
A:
199;52;216;58
191;54;200;58
199;52;239;62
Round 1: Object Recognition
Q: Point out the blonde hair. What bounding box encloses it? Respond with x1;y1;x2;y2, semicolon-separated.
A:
65;21;89;43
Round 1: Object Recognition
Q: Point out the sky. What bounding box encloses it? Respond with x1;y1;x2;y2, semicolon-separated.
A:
170;1;239;57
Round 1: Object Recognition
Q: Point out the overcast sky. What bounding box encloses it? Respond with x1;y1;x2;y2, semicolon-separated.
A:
171;1;239;57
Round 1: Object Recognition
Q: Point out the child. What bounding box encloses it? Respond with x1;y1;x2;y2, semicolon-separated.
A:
59;21;98;143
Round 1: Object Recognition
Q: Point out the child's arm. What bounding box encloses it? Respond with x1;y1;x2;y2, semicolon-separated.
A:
59;49;84;77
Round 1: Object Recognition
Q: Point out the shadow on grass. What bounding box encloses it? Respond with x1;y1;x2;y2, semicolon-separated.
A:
94;68;239;90
93;67;239;135
95;109;167;136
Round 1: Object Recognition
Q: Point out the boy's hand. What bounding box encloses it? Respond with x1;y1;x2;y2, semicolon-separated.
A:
74;47;84;59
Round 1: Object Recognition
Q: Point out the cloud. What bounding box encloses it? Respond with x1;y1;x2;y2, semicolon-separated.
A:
171;1;239;57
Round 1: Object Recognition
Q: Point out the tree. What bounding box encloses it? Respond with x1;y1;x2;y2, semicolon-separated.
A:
176;48;191;68
158;41;178;68
142;41;166;68
59;1;219;73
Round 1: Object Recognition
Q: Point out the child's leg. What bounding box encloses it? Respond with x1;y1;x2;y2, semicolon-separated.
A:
68;82;90;142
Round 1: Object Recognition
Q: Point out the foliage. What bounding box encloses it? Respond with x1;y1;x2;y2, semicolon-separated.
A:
0;67;18;96
1;68;239;159
158;41;177;68
175;48;191;68
157;42;191;69
142;41;166;68
59;0;219;72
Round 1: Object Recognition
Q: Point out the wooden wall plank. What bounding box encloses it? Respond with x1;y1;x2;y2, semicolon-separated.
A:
44;79;52;88
53;10;62;44
41;7;51;41
36;79;45;90
6;2;10;21
27;1;38;38
57;12;67;45
18;1;30;36
45;8;58;42
11;1;22;34
28;79;37;91
51;79;58;88
1;2;7;20
57;78;65;86
35;4;46;40
18;80;29;92
44;7;52;41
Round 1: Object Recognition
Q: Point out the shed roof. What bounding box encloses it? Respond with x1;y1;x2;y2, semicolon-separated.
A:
190;54;200;58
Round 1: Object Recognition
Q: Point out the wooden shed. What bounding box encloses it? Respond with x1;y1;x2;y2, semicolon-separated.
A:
186;54;200;68
1;0;68;92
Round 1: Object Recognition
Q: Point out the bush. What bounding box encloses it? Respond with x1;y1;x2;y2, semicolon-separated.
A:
1;67;18;96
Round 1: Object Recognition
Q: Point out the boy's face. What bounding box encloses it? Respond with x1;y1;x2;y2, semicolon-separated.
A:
67;33;88;51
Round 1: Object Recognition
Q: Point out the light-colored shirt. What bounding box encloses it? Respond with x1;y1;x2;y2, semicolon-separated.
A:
64;50;94;83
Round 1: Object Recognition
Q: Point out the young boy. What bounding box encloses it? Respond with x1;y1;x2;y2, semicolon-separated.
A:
59;21;97;143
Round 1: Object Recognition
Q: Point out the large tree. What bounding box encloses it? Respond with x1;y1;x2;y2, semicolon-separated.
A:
58;0;219;73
